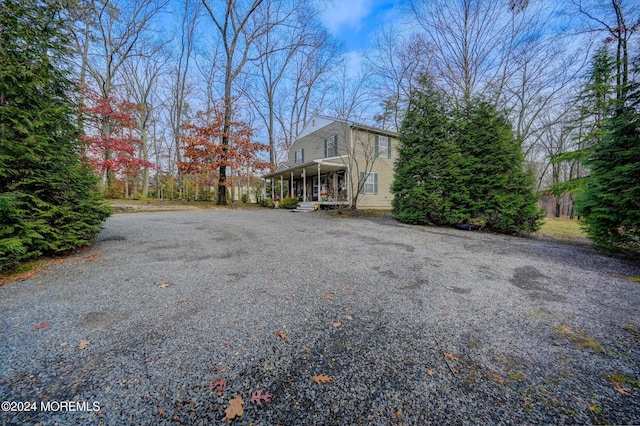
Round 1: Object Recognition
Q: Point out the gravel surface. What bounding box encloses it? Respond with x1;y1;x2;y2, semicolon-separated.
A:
1;209;639;425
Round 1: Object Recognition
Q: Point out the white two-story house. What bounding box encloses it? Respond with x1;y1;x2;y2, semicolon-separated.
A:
263;115;398;209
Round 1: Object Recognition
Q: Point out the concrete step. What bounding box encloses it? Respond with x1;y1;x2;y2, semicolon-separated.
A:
292;202;317;212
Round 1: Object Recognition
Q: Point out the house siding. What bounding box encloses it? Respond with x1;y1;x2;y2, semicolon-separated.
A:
349;128;397;209
288;121;350;164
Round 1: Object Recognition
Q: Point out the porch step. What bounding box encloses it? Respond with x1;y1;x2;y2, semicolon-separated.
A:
292;202;317;213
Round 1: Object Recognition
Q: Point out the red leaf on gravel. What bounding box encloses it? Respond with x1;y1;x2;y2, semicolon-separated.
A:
34;321;52;329
274;331;289;340
250;389;273;406
209;379;227;395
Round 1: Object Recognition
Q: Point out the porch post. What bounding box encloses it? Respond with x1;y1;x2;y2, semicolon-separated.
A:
303;168;307;201
290;171;294;198
317;161;321;201
280;175;284;201
271;178;274;199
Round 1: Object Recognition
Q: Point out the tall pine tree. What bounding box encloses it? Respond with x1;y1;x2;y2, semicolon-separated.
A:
392;79;459;225
0;0;110;271
393;80;542;234
575;73;640;254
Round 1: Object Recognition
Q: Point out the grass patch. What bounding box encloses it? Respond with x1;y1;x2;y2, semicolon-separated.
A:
554;324;605;354
535;217;588;243
108;199;263;213
325;208;391;219
0;260;44;286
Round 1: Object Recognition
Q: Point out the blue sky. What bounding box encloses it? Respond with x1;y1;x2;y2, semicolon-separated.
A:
320;0;406;51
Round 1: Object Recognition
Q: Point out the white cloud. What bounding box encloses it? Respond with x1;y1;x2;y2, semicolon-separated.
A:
345;50;363;77
321;0;374;35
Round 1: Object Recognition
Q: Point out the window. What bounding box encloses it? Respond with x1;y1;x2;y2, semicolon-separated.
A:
360;172;378;195
325;135;338;157
376;135;391;158
294;148;304;164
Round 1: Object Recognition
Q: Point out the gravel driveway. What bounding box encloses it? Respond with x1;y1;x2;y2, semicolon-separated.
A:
1;209;639;425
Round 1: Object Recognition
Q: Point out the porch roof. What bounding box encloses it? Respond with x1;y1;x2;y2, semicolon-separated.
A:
263;156;347;180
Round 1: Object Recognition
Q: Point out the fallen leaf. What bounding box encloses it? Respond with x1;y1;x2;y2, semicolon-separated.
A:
209;379;227;394
608;377;631;395
322;294;333;300
346;282;355;287
427;369;435;376
439;302;447;307
34;321;52;329
333;322;342;328
347;291;356;296
224;396;244;420
490;373;507;385
274;331;289;340
83;253;101;261
286;296;295;301
559;325;574;335
443;352;459;361
77;340;91;350
344;315;353;321
157;282;172;288
263;362;274;371
250;389;273;406
158;408;166;415
313;374;333;385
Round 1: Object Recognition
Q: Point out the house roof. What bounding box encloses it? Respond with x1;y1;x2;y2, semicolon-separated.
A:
298;114;398;139
263;156;348;179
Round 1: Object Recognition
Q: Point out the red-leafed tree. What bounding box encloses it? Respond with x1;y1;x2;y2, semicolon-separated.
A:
178;107;272;201
80;87;153;197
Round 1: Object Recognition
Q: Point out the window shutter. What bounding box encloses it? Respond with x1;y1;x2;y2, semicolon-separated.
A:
301;148;304;163
333;135;338;154
324;139;327;157
375;135;379;158
387;138;392;159
359;172;365;192
374;173;378;195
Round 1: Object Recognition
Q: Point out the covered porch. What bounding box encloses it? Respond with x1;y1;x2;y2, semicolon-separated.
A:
263;157;350;207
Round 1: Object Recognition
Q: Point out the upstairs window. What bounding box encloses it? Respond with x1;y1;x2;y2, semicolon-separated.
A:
324;135;338;157
375;135;391;158
294;149;304;164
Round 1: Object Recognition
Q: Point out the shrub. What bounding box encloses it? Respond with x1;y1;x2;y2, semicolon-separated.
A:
259;198;274;208
279;197;298;209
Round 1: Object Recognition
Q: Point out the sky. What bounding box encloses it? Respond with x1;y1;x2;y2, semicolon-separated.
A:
320;0;406;51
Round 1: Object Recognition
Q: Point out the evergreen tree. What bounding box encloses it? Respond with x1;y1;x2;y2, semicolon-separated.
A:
575;82;640;254
393;82;542;234
0;0;110;272
454;102;542;234
392;79;459;225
